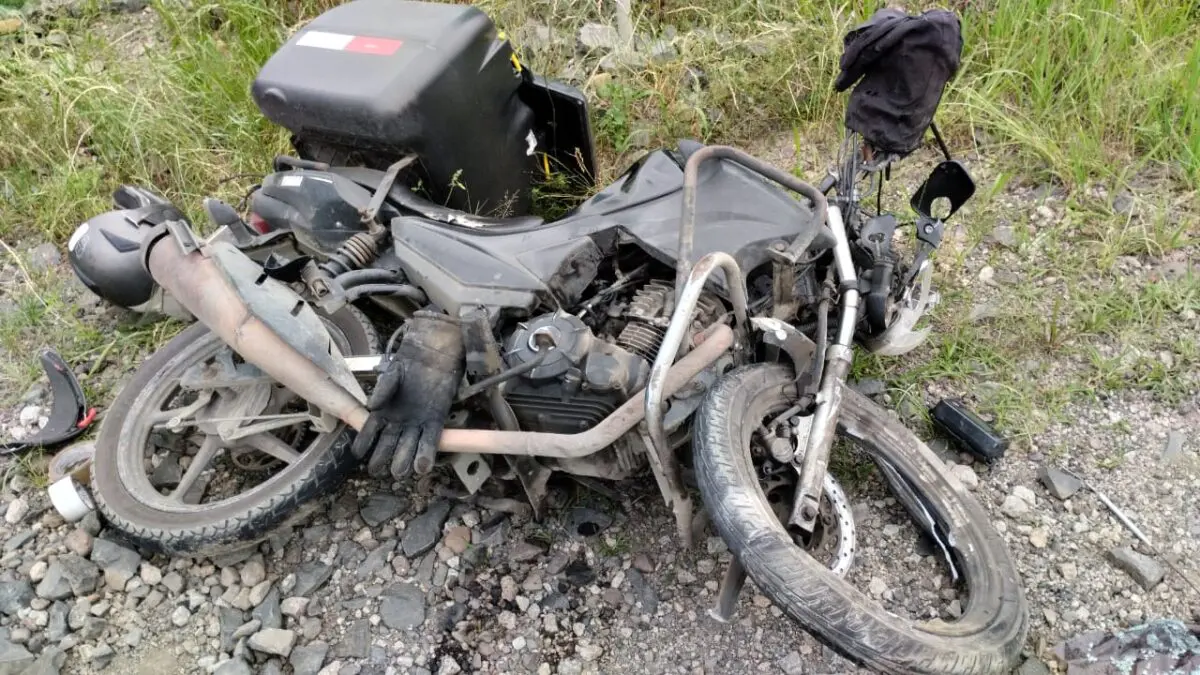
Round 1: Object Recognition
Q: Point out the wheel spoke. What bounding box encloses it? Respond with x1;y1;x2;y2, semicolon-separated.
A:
244;433;302;464
169;435;221;502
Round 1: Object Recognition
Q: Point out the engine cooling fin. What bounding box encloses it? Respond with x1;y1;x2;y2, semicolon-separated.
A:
617;323;663;363
617;280;725;362
505;389;618;434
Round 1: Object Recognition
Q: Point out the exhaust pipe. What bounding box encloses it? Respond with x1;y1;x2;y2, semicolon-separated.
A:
144;228;372;431
146;224;734;460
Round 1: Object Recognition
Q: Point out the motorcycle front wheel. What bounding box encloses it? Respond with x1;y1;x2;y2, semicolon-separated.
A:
693;364;1028;675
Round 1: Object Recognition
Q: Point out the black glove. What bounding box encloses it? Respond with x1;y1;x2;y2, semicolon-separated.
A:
351;311;465;479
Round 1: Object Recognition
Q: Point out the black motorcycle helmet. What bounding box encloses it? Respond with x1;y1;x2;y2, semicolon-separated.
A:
67;186;186;313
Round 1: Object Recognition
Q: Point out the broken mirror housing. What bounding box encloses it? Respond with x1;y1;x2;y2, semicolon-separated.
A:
251;0;594;218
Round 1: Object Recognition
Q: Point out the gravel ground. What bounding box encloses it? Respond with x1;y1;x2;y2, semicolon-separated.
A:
1;154;1198;675
0;384;1196;674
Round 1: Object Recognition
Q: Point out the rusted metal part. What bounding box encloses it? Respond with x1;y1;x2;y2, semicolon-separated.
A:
438;324;733;458
207;240;365;401
709;558;747;623
646;254;747;469
676;145;830;303
145;225;372;432
789;205;859;534
636;426;694;547
504;454;552;521
179;349;272;390
770;242;800;321
551;432;648;481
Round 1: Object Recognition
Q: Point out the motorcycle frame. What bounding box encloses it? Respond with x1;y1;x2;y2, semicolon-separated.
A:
651;145;846;537
140;144;855;549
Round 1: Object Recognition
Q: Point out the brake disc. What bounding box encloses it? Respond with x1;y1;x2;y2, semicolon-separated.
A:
863;262;936;356
761;469;856;577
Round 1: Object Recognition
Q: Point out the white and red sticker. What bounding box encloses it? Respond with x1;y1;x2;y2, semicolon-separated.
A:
296;30;403;56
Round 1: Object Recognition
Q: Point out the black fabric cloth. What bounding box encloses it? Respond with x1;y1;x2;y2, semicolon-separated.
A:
834;8;963;156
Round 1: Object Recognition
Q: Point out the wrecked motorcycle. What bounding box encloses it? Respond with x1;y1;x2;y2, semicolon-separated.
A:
67;2;1027;672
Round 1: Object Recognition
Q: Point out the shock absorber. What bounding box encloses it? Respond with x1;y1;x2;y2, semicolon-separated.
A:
320;231;380;277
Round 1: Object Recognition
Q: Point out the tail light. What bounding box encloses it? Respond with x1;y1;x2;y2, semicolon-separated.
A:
248;212;271;234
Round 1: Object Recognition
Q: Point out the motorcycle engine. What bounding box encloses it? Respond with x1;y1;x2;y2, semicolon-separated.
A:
499;280;726;435
502;312;649;434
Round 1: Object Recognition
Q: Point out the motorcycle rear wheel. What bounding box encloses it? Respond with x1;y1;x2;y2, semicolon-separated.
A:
91;306;378;556
693;364;1028;675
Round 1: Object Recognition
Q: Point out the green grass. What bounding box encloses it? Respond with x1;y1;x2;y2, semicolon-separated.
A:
0;0;314;242
1;0;1198;448
3;0;1197;242
598;531;631;557
953;0;1200;185
0;237;185;404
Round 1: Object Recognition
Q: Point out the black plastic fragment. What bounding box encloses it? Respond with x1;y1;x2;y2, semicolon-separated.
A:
1;349;96;455
930;398;1008;463
567;507;613;537
561;559;596;588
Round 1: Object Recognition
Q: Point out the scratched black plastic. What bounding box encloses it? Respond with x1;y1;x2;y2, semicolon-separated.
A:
931;398;1009;463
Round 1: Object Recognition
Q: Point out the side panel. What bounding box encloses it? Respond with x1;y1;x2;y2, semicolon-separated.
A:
574;148;833;286
392;219;543;317
390;144;831;317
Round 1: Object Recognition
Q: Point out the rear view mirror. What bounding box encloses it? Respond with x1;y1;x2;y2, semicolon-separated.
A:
911;160;975;221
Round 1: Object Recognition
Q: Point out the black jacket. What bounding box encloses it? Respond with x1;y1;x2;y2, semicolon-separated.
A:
834;8;963;156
